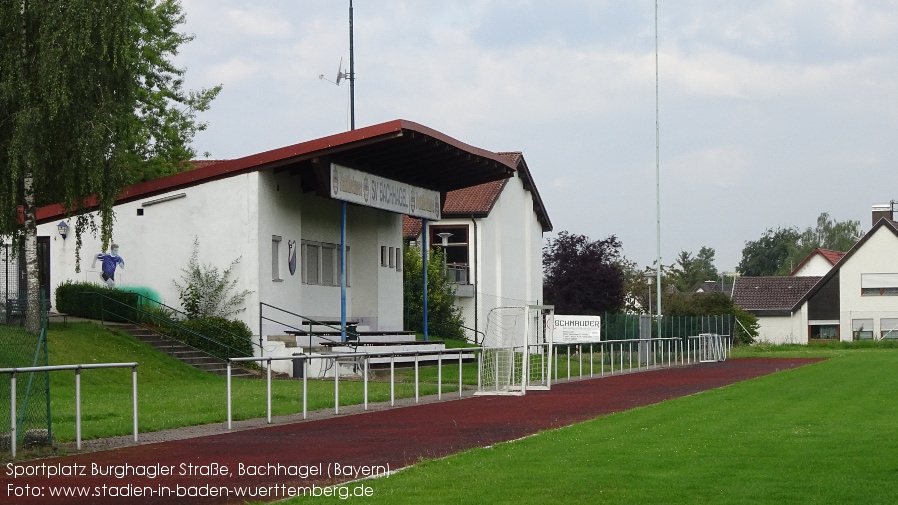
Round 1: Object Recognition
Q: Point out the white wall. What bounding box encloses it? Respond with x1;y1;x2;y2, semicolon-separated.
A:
41;173;258;324
429;172;545;340
837;226;898;341
792;255;835;277
41;169;406;339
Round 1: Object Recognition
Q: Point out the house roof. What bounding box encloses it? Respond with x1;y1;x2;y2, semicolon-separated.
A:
37;119;516;223
792;218;898;308
788;248;846;276
732;276;822;315
401;151;553;237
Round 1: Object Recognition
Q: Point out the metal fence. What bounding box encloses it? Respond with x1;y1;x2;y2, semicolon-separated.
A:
0;293;50;454
601;313;736;341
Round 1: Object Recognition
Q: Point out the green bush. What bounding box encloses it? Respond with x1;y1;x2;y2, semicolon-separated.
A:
55;281;141;322
172;316;253;358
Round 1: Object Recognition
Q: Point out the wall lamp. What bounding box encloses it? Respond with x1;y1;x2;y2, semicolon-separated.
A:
57;221;69;240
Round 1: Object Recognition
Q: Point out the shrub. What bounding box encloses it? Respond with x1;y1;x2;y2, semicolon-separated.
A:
172;317;253;358
55;281;140;322
173;238;252;318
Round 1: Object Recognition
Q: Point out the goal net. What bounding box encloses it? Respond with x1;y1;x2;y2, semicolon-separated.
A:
477;305;554;395
697;333;726;362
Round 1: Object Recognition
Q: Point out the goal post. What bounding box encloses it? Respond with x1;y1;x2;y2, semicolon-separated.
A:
477;305;554;395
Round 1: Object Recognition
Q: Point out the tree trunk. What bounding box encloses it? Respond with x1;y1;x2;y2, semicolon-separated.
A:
23;171;41;334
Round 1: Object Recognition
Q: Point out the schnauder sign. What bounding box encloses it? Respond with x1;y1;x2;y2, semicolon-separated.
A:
551;315;602;343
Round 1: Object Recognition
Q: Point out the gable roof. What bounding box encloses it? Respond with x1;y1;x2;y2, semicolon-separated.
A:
496;152;552;232
732;276;822;316
401;151;553;238
37;119;516;224
788;248;846;276
792;218;898;308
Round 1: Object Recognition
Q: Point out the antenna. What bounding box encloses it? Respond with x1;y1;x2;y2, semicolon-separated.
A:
319;57;349;86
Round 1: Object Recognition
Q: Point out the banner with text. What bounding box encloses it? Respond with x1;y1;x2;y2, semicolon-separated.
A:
551;315;602;343
330;163;441;220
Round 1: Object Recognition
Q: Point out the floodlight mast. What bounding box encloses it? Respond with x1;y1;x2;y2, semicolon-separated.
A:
654;0;662;323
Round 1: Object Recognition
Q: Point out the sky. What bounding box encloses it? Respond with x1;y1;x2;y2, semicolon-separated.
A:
174;0;898;273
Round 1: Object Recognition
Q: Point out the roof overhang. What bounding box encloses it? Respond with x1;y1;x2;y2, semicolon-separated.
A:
38;119;516;223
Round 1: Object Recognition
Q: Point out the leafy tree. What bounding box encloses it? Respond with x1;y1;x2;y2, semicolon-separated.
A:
403;245;464;340
669;246;719;292
737;213;862;276
737;227;801;276
543;231;625;315
664;291;758;344
0;0;219;332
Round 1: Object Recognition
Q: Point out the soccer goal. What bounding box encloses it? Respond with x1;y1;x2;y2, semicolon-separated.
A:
477;305;554;395
696;333;726;362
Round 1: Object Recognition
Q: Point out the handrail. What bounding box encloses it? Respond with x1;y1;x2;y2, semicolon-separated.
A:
2;363;138;458
82;292;252;360
460;324;486;345
131;293;263;352
259;302;360;349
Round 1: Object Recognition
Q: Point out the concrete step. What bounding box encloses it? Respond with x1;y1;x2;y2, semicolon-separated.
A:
113;323;259;379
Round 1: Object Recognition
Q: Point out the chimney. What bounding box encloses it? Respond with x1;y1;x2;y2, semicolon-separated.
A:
872;204;892;227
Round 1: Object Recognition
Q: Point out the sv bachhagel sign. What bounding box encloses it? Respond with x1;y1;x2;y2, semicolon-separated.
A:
551;315;602;343
330;163;441;220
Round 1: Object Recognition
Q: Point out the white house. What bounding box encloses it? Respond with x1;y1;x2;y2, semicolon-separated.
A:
734;211;898;344
788;248;845;277
30;120;517;352
403;152;552;342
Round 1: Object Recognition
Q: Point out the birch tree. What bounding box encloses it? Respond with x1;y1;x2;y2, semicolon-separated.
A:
0;0;219;332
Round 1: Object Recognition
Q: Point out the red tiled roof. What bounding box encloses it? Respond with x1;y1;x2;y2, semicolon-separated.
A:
732;276;822;313
403;216;422;238
788;248;847;276
443;179;507;214
818;248;847;265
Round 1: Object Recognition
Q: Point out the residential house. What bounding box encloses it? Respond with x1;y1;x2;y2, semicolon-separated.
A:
734;209;898;343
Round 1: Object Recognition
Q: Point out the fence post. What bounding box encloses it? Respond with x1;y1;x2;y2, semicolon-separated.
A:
75;367;82;450
10;372;16;458
227;362;232;430
132;365;138;442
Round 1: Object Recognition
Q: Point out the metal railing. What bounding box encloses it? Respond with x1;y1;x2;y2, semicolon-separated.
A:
225;348;477;429
222;335;733;431
259;302;360;350
84;292;255;360
1;363;138;458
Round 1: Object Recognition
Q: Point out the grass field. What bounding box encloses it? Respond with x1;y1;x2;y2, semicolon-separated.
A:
10;322;478;444
285;345;898;504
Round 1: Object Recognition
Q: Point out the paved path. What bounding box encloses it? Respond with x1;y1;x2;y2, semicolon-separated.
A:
1;358;822;504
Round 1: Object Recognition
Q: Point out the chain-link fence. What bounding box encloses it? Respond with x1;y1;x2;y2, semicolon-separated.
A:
0;293;51;452
602;313;736;341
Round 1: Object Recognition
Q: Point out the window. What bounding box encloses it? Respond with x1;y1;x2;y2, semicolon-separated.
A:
881;318;898;339
380;246;388;267
388;247;395;268
852;319;874;340
271;236;282;281
321;243;336;286
809;324;839;340
395;246;402;272
302;240;349;287
861;273;898;295
429;225;470;284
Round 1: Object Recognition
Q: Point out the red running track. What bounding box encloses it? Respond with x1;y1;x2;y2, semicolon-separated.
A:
1;358;822;504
